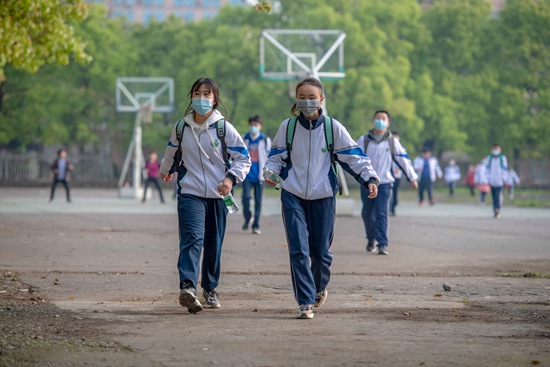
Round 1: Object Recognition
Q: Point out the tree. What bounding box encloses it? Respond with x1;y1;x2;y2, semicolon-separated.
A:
0;0;92;80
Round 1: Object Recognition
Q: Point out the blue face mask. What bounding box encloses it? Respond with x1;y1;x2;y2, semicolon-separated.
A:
191;98;213;115
373;119;387;131
249;125;260;135
491;149;500;156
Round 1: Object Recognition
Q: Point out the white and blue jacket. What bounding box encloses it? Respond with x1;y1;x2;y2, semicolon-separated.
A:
265;115;379;200
242;132;271;183
486;154;508;187
357;131;418;185
413;156;443;183
160;110;251;199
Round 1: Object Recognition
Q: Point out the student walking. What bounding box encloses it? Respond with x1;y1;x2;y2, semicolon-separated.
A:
241;115;271;235
486;143;508;218
389;132;403;216
413;149;442;206
506;168;520;200
466;164;476;197
475;157;490;206
160;77;251;313
264;77;379;319
50;149;74;203
357;112;418;255
142;152;165;203
444;159;461;197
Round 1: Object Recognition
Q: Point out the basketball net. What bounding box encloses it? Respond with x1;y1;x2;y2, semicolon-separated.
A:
140;105;153;124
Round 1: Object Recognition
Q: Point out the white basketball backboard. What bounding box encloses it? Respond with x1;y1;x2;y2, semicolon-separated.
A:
116;77;174;113
260;29;346;81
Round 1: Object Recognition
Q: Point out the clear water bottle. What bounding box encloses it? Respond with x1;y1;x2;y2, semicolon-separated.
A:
219;182;239;214
263;167;282;190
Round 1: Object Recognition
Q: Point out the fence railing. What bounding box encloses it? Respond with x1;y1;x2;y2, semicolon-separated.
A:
1;150;549;188
0;150;118;186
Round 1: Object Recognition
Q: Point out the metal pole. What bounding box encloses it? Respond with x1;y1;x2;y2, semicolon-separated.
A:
133;111;143;196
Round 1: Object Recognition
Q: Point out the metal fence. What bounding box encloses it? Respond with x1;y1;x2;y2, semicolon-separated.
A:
0;150;118;186
1;149;549;188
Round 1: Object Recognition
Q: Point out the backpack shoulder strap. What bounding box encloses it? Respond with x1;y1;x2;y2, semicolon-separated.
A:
388;134;396;156
175;119;185;143
363;134;370;154
286;116;298;152
323;115;334;154
216;119;229;164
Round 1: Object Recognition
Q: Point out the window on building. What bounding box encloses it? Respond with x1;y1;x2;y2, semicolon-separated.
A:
143;10;155;23
142;0;153;5
153;0;164;5
155;10;164;21
203;11;216;18
230;0;243;4
184;11;194;22
203;0;220;7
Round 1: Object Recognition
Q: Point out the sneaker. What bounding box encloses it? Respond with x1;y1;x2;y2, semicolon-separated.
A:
378;246;389;255
242;223;249;231
203;289;221;308
179;284;203;314
419;201;424;206
494;211;500;219
252;228;261;235
366;240;376;253
314;290;328;308
297;304;314;319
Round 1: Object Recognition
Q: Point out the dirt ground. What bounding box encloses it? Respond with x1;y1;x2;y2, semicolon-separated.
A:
1;188;550;367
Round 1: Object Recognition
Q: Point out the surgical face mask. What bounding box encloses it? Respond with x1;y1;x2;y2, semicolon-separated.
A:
191;98;214;115
249;125;260;135
296;99;320;117
373;119;388;131
491;149;500;156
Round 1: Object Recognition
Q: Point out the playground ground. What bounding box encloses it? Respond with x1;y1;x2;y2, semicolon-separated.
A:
1;187;549;367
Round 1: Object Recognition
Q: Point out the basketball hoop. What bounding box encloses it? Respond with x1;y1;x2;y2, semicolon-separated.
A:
141;105;153;123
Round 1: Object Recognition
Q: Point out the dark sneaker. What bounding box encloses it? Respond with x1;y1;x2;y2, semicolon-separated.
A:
366;240;376;253
314;289;328;308
179;284;203;314
378;246;389;255
494;211;500;219
242;222;249;231
203;289;221;308
297;304;314;319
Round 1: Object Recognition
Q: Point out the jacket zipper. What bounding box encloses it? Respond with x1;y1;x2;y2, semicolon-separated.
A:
197;131;208;197
305;120;313;200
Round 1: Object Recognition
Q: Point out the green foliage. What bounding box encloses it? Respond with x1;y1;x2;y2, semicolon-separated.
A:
1;0;549;164
0;0;92;79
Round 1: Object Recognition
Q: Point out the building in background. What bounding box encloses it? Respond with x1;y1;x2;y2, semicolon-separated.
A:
86;0;246;24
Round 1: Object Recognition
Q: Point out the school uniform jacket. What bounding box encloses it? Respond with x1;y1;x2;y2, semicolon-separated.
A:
265;115;379;201
486;154;509;187
160;110;251;199
413;156;443;183
242;132;271;183
357;131;417;185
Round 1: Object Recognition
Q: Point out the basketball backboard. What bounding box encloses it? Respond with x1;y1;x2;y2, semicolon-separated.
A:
259;29;346;81
116;77;174;113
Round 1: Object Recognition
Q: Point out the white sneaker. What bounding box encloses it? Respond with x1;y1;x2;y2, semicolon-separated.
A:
179;284;203;314
297;304;314;319
252;228;261;235
314;289;328;308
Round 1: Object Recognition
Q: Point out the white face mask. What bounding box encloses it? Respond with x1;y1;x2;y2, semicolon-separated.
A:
296;99;320;116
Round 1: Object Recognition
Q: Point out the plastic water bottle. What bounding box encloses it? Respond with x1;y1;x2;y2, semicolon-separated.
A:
219;182;239;214
263;167;282;190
